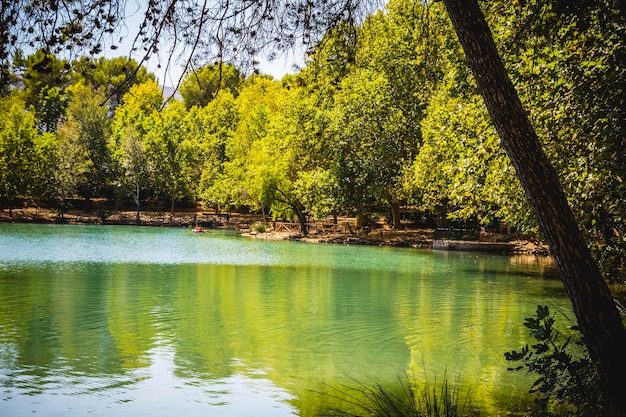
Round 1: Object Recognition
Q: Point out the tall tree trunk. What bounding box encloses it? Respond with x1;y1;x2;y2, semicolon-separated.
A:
193;197;198;225
442;1;626;413
262;203;267;224
390;201;401;230
135;181;141;226
356;213;366;229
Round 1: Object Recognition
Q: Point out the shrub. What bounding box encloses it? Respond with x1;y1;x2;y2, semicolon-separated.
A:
251;223;267;233
504;305;600;416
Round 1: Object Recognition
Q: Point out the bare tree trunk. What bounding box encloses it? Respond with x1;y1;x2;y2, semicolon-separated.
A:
193;197;198;225
261;203;267;224
295;207;308;236
356;213;366;229
135;181;141;226
390;201;401;230
442;1;626;413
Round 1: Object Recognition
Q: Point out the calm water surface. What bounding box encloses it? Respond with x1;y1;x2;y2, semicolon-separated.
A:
0;224;569;416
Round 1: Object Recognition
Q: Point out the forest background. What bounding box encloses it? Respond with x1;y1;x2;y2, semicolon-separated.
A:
0;0;624;280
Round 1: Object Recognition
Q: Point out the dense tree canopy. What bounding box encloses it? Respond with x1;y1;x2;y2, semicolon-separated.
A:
1;1;623;273
2;0;626;413
1;3;623;255
179;63;244;108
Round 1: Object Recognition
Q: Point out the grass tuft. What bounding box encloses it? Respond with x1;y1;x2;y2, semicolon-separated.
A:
318;370;473;417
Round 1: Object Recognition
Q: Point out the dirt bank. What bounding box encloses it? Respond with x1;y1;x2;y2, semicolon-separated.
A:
1;206;550;255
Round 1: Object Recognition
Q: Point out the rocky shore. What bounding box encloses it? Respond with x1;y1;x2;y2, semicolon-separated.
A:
245;229;549;255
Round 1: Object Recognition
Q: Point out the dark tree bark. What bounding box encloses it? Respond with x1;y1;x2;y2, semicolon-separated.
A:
442;0;626;414
135;181;141;226
294;204;309;236
274;189;309;236
390;201;402;230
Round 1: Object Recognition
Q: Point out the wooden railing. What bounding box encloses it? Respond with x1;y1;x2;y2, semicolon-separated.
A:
272;221;354;234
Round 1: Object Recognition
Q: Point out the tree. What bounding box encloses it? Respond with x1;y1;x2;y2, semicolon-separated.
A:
115;126;149;225
72;56;156;111
110;80;163;218
410;88;529;230
344;0;442;228
441;0;626;413
30;131;58;204
62;81;112;201
144;100;199;213
243;80;311;232
192;90;239;212
329;68;411;228
1;0;125;90
492;0;626;276
218;76;298;226
55;115;88;218
404;11;532;232
13;50;71;132
0;95;39;212
2;0;380;93
287;81;343;223
179;63;244;109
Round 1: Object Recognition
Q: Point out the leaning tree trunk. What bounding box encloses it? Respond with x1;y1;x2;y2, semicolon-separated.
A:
294;204;308;236
442;1;626;414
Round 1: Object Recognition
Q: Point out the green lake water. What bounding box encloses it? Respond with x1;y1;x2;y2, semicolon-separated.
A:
0;223;570;416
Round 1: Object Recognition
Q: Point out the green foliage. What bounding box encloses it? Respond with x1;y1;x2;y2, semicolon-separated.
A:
294;168;340;220
56;106;89;206
13;50;71;131
194;90;239;210
31;132;58;200
250;223;268;233
238;78;311;226
111;80;164;130
330;68;412;216
62;81;112;199
505;305;600;416
116;125;150;205
409;84;531;229
143;100;200;212
71;56;155;112
0;2;624;269
205;77;281;211
109;80;165;205
180;63;244;109
14;50;71;105
34;85;66;132
302;21;358;87
489;0;626;276
0;95;39;204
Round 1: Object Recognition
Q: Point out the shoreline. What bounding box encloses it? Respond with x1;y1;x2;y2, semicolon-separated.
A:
243;229;550;255
1;207;550;256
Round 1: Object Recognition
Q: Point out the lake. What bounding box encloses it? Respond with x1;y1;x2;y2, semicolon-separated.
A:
0;223;569;416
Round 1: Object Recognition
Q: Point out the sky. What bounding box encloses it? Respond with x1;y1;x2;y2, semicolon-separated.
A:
109;2;305;88
146;52;302;88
